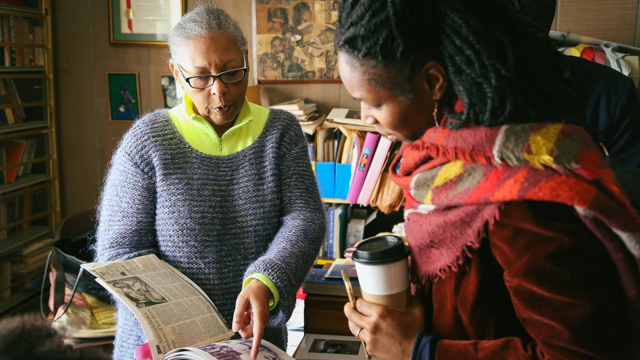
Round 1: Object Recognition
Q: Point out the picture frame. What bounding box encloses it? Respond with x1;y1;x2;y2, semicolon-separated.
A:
161;75;183;109
107;72;141;121
109;0;186;46
253;0;342;84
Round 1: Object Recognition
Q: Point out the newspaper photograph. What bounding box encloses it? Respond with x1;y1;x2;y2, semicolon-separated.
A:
81;254;235;360
165;339;294;360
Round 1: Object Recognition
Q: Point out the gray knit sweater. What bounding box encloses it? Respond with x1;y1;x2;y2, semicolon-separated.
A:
96;109;325;359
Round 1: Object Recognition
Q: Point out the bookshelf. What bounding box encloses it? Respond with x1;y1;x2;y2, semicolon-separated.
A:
312;121;404;262
0;0;60;316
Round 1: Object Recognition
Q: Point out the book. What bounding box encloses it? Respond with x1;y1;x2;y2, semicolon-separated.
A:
18;138;36;176
0;79;19;124
6;78;26;120
0;146;5;184
0;260;10;300
327;108;374;129
294;333;376;360
346;132;380;204
357;136;393;206
324;261;357;279
8;15;16;66
326;206;335;259
333;204;348;259
302;268;361;297
0;139;26;183
268;98;305;110
81;254;294;360
299;114;326;135
1;15;9;67
287;103;317;115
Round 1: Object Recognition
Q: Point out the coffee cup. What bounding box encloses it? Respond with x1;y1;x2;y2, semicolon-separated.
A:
351;235;410;308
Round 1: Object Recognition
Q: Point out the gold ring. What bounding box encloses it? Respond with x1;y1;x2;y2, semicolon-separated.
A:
356;327;362;339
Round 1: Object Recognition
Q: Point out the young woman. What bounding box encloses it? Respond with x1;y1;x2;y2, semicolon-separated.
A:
335;0;640;359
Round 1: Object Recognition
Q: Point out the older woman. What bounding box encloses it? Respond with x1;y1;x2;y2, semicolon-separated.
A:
96;4;325;359
335;0;640;359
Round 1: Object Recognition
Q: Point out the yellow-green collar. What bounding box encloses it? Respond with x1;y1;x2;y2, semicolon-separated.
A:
182;92;253;132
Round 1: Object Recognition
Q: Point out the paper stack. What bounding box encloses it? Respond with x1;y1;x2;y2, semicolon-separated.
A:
269;98;325;134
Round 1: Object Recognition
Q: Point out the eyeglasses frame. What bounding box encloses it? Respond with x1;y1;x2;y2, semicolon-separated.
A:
176;52;247;89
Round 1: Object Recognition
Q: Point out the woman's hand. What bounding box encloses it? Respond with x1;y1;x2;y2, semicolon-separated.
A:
344;297;425;360
232;279;272;360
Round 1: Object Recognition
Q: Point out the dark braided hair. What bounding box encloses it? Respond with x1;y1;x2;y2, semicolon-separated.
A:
335;0;582;129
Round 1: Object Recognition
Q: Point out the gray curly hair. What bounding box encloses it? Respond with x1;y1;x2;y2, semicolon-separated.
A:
168;3;248;63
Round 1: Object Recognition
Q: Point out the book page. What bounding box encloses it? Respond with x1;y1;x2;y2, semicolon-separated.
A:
82;254;235;360
165;339;295;360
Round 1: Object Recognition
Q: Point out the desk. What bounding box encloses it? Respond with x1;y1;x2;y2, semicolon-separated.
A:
304;294;351;336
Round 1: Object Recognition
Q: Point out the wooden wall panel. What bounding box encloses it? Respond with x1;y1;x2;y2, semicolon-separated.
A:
558;0;639;46
52;0;100;217
52;0;640;217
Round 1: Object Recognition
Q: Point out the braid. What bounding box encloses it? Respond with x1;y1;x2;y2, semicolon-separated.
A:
335;0;583;128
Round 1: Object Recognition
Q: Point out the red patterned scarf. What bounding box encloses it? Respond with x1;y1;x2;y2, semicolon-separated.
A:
389;120;640;312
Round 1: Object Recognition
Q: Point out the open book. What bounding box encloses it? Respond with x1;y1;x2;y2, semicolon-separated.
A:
81;254;294;360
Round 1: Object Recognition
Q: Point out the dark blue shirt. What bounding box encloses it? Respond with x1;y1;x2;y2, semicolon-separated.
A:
565;56;640;168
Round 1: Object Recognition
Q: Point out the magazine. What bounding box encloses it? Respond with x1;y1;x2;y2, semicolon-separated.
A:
81;254;294;360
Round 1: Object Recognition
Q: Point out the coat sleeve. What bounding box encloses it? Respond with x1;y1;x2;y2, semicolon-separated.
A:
434;201;633;360
243;116;326;327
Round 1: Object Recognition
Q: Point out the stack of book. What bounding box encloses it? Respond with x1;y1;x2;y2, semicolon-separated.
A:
326;108;374;129
269;98;325;135
10;237;53;291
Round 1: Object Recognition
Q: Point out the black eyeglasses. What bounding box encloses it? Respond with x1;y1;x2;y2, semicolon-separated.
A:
177;53;247;89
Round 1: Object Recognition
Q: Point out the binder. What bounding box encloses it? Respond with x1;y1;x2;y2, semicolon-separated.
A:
315;161;335;198
357;136;393;206
346;132;380;203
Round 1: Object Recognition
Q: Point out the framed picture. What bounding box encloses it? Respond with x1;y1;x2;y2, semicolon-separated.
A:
107;72;141;121
161;75;183;109
109;0;186;46
253;0;341;84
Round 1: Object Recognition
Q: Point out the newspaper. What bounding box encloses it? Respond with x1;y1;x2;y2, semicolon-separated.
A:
81;254;243;360
165;338;294;360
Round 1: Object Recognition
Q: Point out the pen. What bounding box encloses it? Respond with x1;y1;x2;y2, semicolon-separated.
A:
341;269;371;360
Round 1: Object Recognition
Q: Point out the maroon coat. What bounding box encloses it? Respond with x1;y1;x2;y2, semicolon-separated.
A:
420;201;633;359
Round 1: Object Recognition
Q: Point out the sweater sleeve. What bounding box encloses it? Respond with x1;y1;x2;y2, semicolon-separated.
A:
435;201;633;359
95;127;158;263
243;116;326;327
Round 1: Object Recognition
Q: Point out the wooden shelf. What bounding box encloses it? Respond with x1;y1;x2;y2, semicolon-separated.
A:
0;174;50;195
0;121;47;135
0;1;59;317
0;66;46;73
0;287;41;315
0;225;51;258
322;197;350;204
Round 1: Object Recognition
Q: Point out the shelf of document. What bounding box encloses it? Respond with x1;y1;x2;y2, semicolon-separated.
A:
322;197;350;204
0;225;49;258
0;66;45;73
0;120;46;134
0;173;49;195
0;286;39;314
0;5;44;16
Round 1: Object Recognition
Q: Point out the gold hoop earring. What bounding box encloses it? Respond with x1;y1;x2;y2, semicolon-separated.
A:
433;100;439;127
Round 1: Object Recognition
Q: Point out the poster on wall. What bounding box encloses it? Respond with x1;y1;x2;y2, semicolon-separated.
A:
107;72;141;121
253;0;341;84
161;75;183;108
